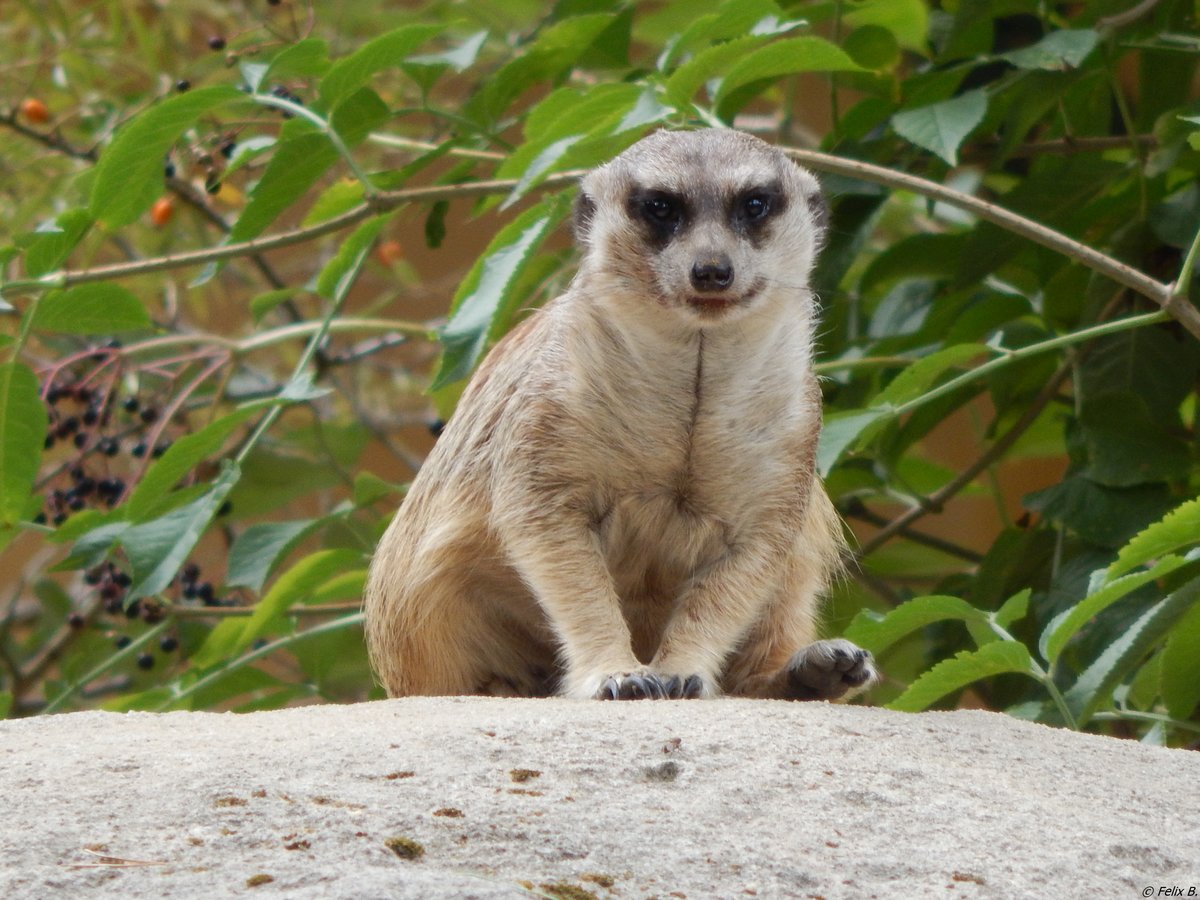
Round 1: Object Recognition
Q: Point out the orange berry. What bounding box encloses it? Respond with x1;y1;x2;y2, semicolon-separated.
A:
20;98;49;124
150;197;175;227
376;239;404;266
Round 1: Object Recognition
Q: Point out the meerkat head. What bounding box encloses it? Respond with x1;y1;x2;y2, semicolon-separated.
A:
574;129;827;326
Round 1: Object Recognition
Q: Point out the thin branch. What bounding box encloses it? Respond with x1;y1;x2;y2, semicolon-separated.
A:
962;134;1157;159
856;359;1076;558
1096;0;1163;30
6;141;1198;343
170;601;361;618
0;174;581;297
781;148;1200;341
843;502;984;563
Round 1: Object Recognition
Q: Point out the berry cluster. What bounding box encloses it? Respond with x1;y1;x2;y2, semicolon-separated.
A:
38;367;171;525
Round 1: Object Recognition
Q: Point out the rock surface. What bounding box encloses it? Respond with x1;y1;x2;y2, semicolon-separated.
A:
1;698;1197;899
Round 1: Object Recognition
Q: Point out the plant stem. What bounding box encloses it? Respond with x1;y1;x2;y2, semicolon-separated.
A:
254;92;376;197
42;621;170;714
782;149;1200;340
1174;222;1200;299
233;224;376;467
888;311;1167;419
857;358;1077;556
153;612;363;712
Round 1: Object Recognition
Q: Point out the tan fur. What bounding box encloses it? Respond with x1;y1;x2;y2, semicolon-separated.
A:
364;129;876;701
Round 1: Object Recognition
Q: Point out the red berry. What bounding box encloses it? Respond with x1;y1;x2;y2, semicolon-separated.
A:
20;98;49;124
150;197;174;227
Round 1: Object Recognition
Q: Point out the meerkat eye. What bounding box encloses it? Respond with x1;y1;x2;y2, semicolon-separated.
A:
644;196;679;222
743;195;770;221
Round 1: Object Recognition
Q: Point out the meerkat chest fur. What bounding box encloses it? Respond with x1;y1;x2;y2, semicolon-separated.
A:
512;129;830;594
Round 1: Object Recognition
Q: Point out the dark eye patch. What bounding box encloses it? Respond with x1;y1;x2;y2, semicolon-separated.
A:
627;188;688;247
731;182;785;242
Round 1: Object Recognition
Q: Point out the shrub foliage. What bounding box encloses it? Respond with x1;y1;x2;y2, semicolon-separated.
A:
1;0;1198;742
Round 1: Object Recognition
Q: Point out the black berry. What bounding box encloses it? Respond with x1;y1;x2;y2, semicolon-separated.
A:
136;652;154;670
208;35;226;51
139;407;158;424
176;79;191;92
160;635;179;653
131;442;147;458
122;396;140;414
115;634;132;649
67;612;85;629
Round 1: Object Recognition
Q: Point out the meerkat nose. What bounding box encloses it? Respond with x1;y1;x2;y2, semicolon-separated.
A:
690;257;734;292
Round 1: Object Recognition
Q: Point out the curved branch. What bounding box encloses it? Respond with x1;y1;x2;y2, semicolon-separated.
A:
780;148;1200;341
4;141;1197;343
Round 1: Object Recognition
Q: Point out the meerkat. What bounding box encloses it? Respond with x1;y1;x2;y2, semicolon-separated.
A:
364;128;877;701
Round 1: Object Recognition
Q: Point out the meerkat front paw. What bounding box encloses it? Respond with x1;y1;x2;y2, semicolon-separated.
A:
579;669;709;700
592;670;674;700
784;639;878;701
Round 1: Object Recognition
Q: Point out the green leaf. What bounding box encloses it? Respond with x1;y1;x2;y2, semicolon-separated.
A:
29;284;151;335
193;548;363;667
1108;496;1200;580
301;179;365;227
1079;392;1191;488
888;641;1036;713
844;594;988;656
249;288;300;324
843;25;900;71
1161;601;1200;719
226;519;322;592
408;29;488;72
664;34;770;109
90;85;242;228
992;588;1031;629
498;83;642;195
843;0;928;50
470;15;617;121
664;0;795;67
125;410;252;523
52;520;129;571
1064;576;1200;725
263;38;331;83
816;407;887;476
353;471;403;507
0;691;11;719
0;362;48;527
315;216;388;299
122;462;241;601
225;448;341;518
229;88;386;244
713;37;863;107
1041;556;1189;664
432;196;569;389
22;209;93;277
1077;328;1199;424
892;88;989;165
1024;476;1173;549
872;343;986;408
317;24;443;111
1000;29;1098;71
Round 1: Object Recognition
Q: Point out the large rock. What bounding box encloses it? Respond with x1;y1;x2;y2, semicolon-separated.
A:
1;698;1196;898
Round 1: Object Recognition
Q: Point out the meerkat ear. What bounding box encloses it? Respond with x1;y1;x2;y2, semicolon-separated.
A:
573;189;597;247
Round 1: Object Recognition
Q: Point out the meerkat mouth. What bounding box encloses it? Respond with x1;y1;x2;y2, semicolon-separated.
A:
684;282;763;315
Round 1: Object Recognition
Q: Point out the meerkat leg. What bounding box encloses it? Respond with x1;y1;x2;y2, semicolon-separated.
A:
503;515;673;700
650;539;802;699
723;489;878;701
